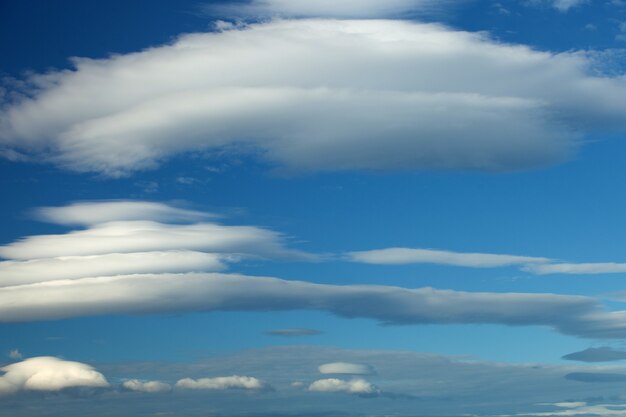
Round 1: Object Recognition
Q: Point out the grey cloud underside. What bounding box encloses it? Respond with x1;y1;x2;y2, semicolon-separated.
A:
1;272;626;339
2;19;626;175
562;347;626;363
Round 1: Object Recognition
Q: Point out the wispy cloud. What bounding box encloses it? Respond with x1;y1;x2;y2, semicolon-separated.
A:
175;376;271;391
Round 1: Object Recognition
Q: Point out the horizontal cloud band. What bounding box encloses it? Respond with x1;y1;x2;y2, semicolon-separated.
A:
0;272;624;339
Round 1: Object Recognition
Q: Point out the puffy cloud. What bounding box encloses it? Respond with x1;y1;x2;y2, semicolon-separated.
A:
308;378;379;396
121;379;171;393
175;376;269;390
266;328;322;337
34;201;211;226
207;0;450;19
318;362;374;375
1;271;626;339
2;19;626;176
348;247;550;267
0;357;109;395
562;347;626;363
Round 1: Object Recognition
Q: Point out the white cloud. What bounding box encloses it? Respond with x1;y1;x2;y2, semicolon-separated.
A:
34;201;211;226
525;262;626;275
308;378;379;396
0;251;228;287
348;247;550;267
0;357;109;395
121;379;171;393
2;19;626;176
318;362;373;375
175;375;269;390
0;271;625;339
207;0;451;19
0;205;308;262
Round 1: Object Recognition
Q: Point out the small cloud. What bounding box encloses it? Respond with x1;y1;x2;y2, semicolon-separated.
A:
308;378;379;397
175;376;271;391
8;349;22;360
176;176;200;185
318;362;374;375
134;181;159;194
121;379;171;393
291;381;305;388
266;328;322;337
562;347;626;363
584;23;597;31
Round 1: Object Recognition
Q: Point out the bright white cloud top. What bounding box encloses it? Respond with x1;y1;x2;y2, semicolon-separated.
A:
2;19;626;176
0;357;109;395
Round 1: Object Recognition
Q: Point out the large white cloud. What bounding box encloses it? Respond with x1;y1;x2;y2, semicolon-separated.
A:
2;19;625;176
0;271;625;339
175;375;269;390
0;357;109;395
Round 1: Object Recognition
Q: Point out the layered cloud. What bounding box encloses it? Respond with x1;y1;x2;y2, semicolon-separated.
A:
2;271;626;339
2;19;626;176
175;376;269;390
266;328;322;337
318;362;374;375
308;378;379;396
0;357;109;395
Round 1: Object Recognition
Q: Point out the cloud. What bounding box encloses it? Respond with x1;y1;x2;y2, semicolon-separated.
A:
1;271;626;339
2;19;626;176
348;247;550;267
564;372;626;383
206;0;452;19
512;402;626;416
34;200;211;226
0;201;310;261
318;362;374;375
266;328;322;337
308;378;379;396
0;357;109;395
175;376;270;390
121;379;171;393
0;251;228;286
562;347;626;363
525;263;626;275
525;0;587;12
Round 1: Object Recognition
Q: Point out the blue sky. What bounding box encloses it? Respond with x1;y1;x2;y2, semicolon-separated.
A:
3;1;626;416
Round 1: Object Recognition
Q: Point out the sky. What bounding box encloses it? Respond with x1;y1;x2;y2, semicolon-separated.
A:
3;0;626;416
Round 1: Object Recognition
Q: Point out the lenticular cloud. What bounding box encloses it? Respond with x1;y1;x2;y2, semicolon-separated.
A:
2;19;626;176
